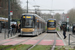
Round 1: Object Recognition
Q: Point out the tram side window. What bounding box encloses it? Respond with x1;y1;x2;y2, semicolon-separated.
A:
42;23;43;29
35;20;37;26
37;21;39;29
43;23;44;29
42;23;44;29
34;19;37;28
39;22;41;29
41;22;42;28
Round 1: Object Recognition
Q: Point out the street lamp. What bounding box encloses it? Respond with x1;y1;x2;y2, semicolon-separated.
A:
8;0;18;29
50;12;55;18
0;7;2;8
27;0;28;13
8;0;10;38
33;5;40;14
33;5;40;8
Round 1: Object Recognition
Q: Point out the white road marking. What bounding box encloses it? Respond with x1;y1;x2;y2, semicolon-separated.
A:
57;31;66;45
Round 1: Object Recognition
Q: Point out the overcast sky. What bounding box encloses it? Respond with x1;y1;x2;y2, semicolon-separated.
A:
20;0;75;14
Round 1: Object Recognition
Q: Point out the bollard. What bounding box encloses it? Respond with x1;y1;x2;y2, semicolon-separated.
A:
68;34;70;45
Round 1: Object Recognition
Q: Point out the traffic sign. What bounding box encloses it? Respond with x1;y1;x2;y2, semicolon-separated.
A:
10;11;13;15
67;16;69;18
67;16;69;22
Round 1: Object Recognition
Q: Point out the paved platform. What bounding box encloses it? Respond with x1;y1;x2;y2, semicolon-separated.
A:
3;39;26;45
0;39;64;46
58;31;75;46
0;29;20;41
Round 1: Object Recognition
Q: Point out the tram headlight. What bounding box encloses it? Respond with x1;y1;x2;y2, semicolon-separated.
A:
33;29;34;31
21;29;23;31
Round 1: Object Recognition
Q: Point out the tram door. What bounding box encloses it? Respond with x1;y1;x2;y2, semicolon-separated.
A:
0;22;2;33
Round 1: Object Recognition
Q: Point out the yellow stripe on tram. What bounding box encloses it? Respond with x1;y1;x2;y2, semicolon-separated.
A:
48;28;56;30
21;28;34;32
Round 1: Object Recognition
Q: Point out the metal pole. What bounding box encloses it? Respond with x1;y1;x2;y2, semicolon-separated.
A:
8;0;10;38
33;5;40;14
35;9;37;14
27;0;28;13
68;34;70;45
4;19;6;39
10;0;12;37
4;0;6;39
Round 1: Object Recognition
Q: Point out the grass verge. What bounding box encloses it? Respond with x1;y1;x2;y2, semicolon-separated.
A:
0;45;12;50
56;27;60;31
0;45;75;50
31;45;51;50
55;46;75;50
1;44;32;50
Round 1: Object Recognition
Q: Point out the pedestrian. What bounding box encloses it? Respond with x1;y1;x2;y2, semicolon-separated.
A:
18;23;21;33
60;26;62;31
16;25;18;33
0;23;2;33
11;23;16;35
62;25;67;39
72;25;75;34
14;24;17;33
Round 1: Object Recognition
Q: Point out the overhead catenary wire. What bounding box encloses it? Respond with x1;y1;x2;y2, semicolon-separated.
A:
50;0;53;14
28;0;37;8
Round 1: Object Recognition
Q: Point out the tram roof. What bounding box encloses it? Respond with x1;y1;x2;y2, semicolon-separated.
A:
47;18;56;21
22;13;46;23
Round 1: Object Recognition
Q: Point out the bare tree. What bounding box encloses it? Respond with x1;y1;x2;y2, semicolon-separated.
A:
67;8;75;24
0;0;23;19
54;13;60;24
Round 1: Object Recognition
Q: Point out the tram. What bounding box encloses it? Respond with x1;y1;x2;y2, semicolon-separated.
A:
0;17;8;28
47;19;56;33
20;13;46;36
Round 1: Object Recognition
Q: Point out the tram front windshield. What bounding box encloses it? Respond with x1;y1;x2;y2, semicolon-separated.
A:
47;22;55;28
22;19;34;28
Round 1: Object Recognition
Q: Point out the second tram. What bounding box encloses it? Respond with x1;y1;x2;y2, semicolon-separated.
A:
20;13;46;36
47;19;56;33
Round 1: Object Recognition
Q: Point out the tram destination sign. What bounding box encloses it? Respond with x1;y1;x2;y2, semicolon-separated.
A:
48;20;54;22
23;16;33;18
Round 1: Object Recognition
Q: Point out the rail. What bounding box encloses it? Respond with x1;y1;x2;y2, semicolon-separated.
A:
1;31;62;50
27;32;58;50
1;36;34;50
51;33;57;50
27;33;47;50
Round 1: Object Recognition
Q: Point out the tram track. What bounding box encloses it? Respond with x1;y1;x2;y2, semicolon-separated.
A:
27;32;58;50
0;32;62;50
0;33;46;50
51;33;57;50
51;32;64;50
27;33;47;50
1;37;33;50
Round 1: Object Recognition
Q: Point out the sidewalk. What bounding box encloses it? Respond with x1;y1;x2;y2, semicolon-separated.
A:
0;33;20;41
0;33;4;40
58;31;75;46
